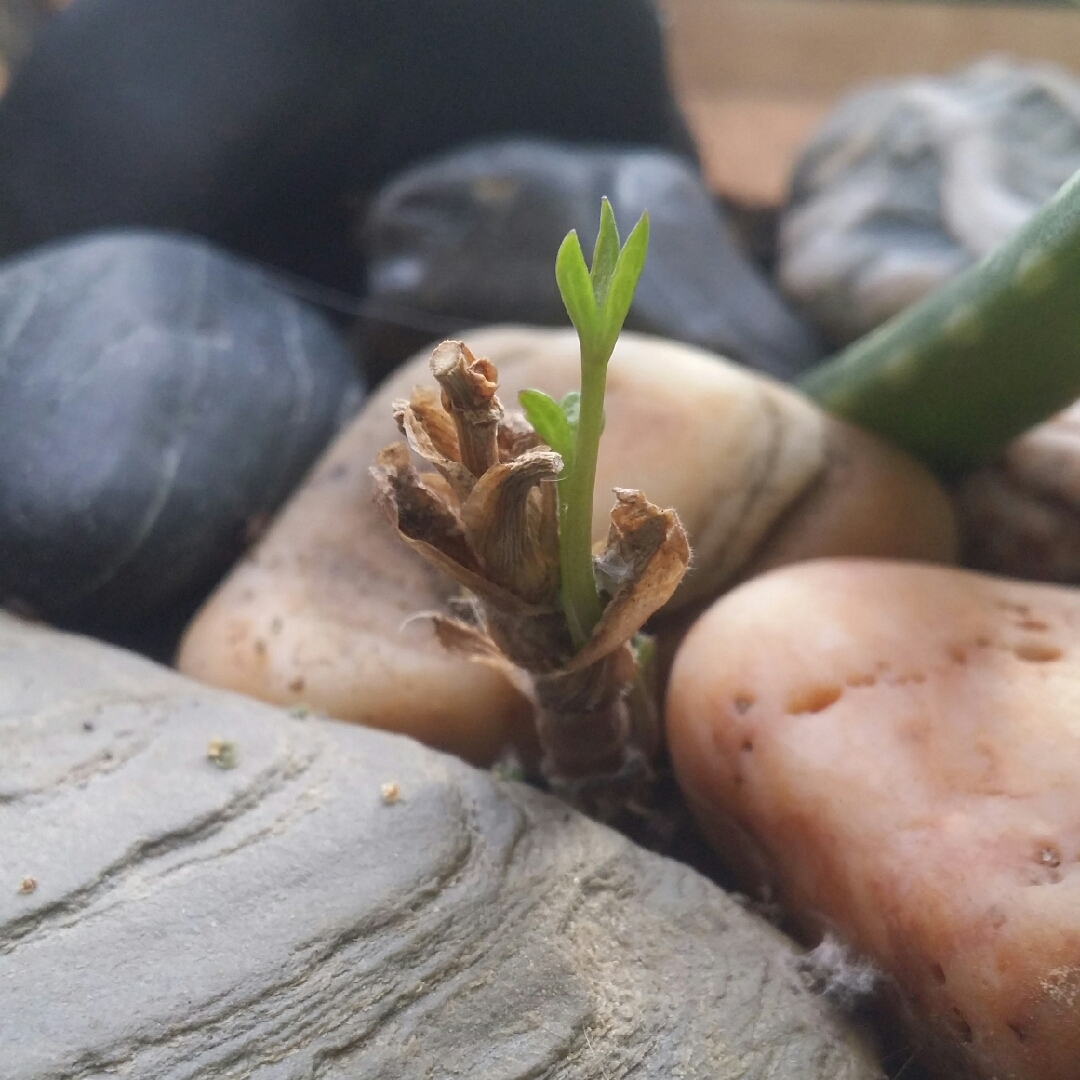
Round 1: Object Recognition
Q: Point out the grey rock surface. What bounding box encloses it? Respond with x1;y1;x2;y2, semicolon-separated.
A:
0;612;882;1079
0;231;364;638
363;140;823;382
778;57;1080;344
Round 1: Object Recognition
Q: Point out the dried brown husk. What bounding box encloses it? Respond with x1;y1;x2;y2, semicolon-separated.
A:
371;340;690;804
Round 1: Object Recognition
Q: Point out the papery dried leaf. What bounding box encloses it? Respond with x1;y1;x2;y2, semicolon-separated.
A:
371;444;513;606
371;443;474;567
533;644;638;778
430;613;502;660
395;386;461;460
372;444;558;617
459;449;563;605
430;614;537;703
565;489;689;673
431;340;502;477
395;386;475;502
415;470;457;506
484;605;575;674
498;409;545;461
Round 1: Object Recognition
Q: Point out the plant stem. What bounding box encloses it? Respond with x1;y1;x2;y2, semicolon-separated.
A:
560;346;608;648
800;167;1080;472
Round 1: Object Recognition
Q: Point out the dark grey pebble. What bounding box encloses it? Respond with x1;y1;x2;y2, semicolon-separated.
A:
0;231;363;638
0;0;695;293
362;140;824;382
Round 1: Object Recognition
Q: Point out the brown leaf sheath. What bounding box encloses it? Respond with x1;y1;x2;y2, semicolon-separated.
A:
372;341;690;807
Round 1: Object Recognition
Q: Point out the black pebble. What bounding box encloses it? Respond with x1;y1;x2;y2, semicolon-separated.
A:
0;231;364;639
0;0;695;293
362;140;824;381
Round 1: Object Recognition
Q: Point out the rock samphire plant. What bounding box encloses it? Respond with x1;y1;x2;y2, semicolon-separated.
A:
372;200;689;809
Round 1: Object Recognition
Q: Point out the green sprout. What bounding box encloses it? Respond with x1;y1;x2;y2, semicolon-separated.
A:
519;199;649;649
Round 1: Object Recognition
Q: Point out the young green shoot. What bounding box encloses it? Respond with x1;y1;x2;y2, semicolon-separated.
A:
519;199;649;649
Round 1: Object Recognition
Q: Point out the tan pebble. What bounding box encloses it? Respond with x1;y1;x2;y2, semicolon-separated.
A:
18;876;36;895
380;781;400;805
178;328;954;768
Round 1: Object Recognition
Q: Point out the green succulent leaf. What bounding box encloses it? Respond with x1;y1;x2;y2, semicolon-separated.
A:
518;388;576;467
599;210;649;348
800;166;1080;471
589;197;621;310
553;202;649;649
555;230;597;342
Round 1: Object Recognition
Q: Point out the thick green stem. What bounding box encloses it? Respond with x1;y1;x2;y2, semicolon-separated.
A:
560;349;608;648
799;168;1080;473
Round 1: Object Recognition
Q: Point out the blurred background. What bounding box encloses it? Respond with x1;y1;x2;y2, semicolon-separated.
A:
7;0;1078;211
661;0;1080;206
6;0;1080;647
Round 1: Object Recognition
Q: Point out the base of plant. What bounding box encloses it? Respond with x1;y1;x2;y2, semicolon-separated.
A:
372;340;689;821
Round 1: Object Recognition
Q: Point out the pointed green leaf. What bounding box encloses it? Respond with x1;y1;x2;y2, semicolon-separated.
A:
561;389;603;439
590;197;621;309
554;200;649;650
555;230;597;341
519;388;574;466
600;210;649;347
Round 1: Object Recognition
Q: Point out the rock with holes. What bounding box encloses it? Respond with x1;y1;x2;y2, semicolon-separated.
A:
0;611;883;1079
667;559;1080;1080
0;232;363;646
362;140;823;382
0;0;693;292
778;58;1080;345
176;326;955;766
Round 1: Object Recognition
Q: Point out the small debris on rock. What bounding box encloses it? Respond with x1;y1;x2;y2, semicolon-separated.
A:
796;933;879;1010
206;737;238;770
82;719;95;732
490;753;526;783
18;876;36;895
380;781;401;805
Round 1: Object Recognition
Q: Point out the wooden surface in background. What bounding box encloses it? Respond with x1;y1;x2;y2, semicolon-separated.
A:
666;0;1080;205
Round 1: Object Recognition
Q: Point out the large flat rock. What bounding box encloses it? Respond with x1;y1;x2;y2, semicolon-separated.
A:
0;613;881;1078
